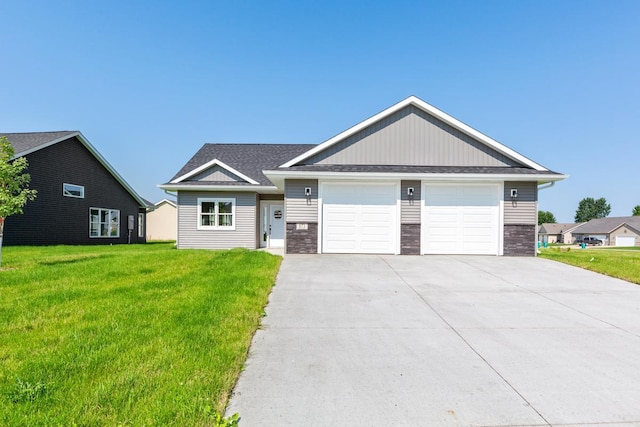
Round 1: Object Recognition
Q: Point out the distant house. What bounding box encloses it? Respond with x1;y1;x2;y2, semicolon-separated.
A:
2;131;149;245
160;96;566;256
538;223;583;244
146;199;177;241
571;217;640;247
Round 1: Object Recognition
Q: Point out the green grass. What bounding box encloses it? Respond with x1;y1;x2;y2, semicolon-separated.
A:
539;246;640;285
0;243;281;426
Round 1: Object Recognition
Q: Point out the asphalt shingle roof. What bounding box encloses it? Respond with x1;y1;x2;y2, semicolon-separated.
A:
573;217;640;234
170;143;316;186
1;131;78;155
539;223;582;235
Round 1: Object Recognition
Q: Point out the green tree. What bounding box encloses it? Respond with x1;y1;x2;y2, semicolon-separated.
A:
633;205;640;216
0;136;38;267
538;210;557;225
574;197;611;223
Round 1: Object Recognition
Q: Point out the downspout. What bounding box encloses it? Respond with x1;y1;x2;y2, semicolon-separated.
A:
537;181;555;191
163;189;178;247
535;181;556;254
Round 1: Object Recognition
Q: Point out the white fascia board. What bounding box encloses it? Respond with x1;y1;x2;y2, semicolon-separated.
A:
265;169;567;182
155;198;177;208
19;131;149;208
171;158;260;185
280;96;548;171
158;184;281;193
74;132;150;208
11;131;80;159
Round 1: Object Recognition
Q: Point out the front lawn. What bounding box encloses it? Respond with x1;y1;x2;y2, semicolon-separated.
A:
0;243;281;426
539;246;640;285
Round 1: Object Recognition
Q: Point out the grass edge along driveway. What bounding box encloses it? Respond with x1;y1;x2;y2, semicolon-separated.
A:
0;243;280;426
539;246;640;285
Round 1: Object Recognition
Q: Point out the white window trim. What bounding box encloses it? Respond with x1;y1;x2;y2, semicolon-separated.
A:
89;207;121;238
197;197;236;231
63;183;85;198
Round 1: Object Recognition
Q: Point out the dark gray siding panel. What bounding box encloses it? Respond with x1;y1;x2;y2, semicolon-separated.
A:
285;179;318;222
304;105;520;167
504;181;537;225
3;137;145;246
401;180;421;224
177;191;257;249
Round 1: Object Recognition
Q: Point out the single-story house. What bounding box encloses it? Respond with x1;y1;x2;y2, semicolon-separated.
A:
2;131;149;245
571;216;640;246
538;223;583;244
160;96;567;256
146;199;177;241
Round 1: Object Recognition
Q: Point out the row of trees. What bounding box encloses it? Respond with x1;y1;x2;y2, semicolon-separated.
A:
539;197;640;225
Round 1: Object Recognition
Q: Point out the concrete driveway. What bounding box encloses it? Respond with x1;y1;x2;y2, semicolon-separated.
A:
226;255;640;426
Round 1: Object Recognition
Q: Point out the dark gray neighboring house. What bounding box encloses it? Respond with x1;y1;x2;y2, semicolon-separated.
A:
571;216;640;247
2;131;149;246
160;96;567;256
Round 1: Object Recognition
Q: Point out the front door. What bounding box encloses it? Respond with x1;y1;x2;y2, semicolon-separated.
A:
268;204;284;247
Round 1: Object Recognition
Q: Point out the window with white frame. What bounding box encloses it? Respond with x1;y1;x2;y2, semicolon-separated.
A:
63;183;85;198
197;198;235;230
138;213;145;238
89;208;120;238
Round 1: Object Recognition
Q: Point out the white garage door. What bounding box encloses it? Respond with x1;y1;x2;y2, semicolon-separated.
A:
322;183;398;254
616;236;636;247
422;184;500;255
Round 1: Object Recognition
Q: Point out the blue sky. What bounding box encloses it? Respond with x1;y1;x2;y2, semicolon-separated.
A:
1;0;638;222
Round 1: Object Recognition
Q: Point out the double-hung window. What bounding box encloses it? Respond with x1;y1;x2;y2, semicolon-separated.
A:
197;198;235;230
89;208;120;238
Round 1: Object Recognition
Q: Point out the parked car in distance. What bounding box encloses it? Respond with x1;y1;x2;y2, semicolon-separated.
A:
579;237;603;246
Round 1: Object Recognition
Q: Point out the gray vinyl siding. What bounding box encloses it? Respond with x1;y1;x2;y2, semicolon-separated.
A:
304;105;520;167
177;191;257;249
285;179;318;222
504;182;537;224
401;180;421;224
188;165;244;182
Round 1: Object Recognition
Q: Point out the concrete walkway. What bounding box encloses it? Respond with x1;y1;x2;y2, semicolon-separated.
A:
227;255;640;426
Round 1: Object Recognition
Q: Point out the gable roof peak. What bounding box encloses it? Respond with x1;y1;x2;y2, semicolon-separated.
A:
279;96;549;171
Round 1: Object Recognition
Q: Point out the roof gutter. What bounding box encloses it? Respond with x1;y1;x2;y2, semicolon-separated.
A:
537;181;556;191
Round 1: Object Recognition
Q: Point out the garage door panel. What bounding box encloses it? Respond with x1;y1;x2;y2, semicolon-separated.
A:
616;236;636;246
423;184;499;255
322;183;397;254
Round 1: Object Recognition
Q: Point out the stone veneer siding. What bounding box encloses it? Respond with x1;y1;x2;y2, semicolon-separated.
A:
503;224;536;256
401;224;421;255
286;222;318;254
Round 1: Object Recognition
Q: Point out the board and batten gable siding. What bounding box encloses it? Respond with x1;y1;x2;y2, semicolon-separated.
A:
401;180;421;223
177;191;257;249
503;181;537;224
188;165;245;182
303;105;520;167
285;179;318;222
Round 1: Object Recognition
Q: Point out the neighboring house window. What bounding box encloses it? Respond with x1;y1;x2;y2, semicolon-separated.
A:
138;213;144;238
197;198;235;230
89;208;120;238
63;183;85;198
